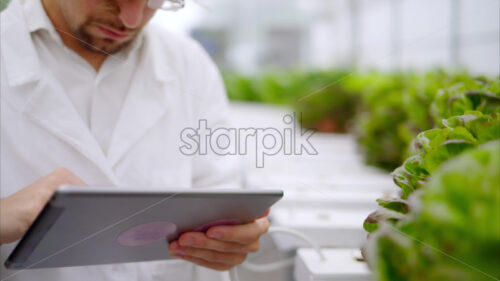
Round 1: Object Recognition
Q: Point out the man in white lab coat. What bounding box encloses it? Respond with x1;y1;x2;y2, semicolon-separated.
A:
0;0;269;280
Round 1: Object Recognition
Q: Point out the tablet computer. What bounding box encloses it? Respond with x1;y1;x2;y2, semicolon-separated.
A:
5;186;283;269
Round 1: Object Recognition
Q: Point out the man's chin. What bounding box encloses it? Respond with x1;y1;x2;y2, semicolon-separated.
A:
82;38;131;55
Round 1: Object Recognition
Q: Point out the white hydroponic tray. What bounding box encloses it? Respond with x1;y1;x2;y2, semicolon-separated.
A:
270;208;371;250
294;248;373;281
273;189;397;210
247;174;395;192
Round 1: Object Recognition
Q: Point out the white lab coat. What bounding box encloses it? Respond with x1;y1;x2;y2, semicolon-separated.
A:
0;1;240;280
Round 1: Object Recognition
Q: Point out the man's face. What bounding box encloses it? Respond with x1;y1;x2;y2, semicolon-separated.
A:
57;0;156;54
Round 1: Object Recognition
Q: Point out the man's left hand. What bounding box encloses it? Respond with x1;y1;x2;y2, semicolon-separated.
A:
168;212;270;271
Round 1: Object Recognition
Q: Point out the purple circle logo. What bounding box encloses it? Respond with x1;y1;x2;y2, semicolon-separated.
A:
117;222;178;247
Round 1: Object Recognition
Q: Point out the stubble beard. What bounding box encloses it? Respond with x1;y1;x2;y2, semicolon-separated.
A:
73;22;136;55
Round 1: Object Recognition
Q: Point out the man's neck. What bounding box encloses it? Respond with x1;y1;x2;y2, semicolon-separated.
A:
41;0;107;71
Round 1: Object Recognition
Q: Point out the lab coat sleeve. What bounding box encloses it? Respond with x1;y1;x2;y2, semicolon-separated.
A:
183;40;243;189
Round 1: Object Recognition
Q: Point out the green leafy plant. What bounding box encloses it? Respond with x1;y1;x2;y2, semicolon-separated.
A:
364;79;500;233
351;72;412;170
293;71;360;132
0;0;11;12
352;70;480;171
364;111;500;233
224;71;308;105
224;70;361;132
430;79;500;123
362;80;500;281
366;141;500;281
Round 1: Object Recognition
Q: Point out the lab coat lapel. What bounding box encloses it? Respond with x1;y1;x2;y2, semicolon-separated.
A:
22;78;118;183
106;71;177;167
1;3;117;183
0;0;41;87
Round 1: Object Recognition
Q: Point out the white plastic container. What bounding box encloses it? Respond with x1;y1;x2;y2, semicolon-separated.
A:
270;208;371;250
294;248;373;281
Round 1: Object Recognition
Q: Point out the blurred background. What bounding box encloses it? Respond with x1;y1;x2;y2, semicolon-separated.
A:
152;0;499;75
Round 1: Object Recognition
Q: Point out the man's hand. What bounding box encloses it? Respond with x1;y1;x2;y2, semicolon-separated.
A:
0;168;86;245
168;210;270;271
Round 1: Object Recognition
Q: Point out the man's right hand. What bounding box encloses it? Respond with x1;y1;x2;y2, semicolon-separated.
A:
0;168;86;245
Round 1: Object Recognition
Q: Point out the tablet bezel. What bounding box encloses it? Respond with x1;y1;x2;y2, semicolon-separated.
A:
5;186;283;269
